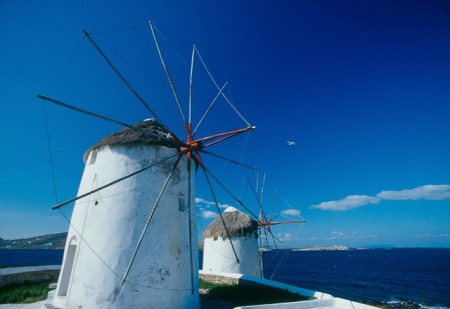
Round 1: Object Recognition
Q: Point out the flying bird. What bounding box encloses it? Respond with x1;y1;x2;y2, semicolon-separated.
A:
287;141;296;146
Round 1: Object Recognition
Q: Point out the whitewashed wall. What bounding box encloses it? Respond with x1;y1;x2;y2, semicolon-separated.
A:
202;234;261;277
52;144;199;309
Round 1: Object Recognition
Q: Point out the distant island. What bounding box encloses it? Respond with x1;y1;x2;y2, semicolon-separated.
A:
292;246;350;251
0;232;67;249
0;234;382;251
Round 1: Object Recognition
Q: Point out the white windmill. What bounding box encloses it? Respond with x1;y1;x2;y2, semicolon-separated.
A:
202;206;261;276
38;21;259;309
201;174;306;279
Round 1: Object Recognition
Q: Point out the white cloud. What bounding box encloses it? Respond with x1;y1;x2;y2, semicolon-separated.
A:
218;203;233;209
328;231;378;240
195;197;215;206
311;184;450;212
280;209;301;216
275;233;293;241
307;233;378;241
310;195;381;211
331;231;344;237
201;210;219;219
376;184;450;201
195;197;232;209
195;197;203;204
413;233;450;239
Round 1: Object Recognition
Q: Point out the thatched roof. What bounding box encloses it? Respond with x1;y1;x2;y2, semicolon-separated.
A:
203;207;258;240
83;119;177;162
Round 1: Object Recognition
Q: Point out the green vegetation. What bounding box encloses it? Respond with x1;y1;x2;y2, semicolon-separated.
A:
200;279;311;307
0;280;53;304
0;279;310;306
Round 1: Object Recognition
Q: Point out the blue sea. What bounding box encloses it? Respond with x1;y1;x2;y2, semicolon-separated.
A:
1;248;449;308
262;248;450;309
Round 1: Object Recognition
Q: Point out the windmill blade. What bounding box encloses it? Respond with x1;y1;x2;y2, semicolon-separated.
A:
188;45;195;127
269;248;289;281
271;214;280;221
201;165;260;222
82;29;166;128
192;81;228;137
52;153;178;210
264;247;282;268
200;126;255;148
260;173;266;209
255;249;264;278
199;163;240;264
187;159;195;294
268;219;307;226
260;173;268;225
121;155;182;286
263;226;270;251
194;47;251;127
37;95;133;128
149;21;186;126
200;149;259;172
38;95;179;146
245;175;262;206
270;190;277;222
268;229;282;247
257;227;265;278
245;175;269;225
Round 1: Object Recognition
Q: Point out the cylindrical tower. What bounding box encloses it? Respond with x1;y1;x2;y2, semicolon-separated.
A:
202;206;261;277
52;119;199;308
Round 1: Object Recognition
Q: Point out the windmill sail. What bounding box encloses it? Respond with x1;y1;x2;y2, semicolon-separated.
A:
42;22;258;309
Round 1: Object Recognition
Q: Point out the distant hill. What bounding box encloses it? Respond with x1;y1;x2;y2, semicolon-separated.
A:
0;232;67;249
292;245;350;251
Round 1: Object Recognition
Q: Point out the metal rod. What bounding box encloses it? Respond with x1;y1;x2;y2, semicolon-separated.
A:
148;21;186;125
194;125;255;147
246;176;262;209
194;47;251;126
202;164;260;223
121;155;182;286
187;161;195;294
82;29;165;127
38;95;176;146
200;149;259;172
260;173;267;223
269;246;287;280
41;99;59;204
192;82;228;136
260;220;306;226
189;45;195;127
52;154;178;210
37;95;132;128
200;163;240;264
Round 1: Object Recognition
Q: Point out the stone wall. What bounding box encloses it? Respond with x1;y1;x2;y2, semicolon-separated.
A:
0;266;60;287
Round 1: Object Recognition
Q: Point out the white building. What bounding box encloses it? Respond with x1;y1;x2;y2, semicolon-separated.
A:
51;119;199;309
202;206;261;277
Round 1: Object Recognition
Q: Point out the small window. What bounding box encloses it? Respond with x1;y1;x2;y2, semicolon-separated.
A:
178;193;186;212
89;150;97;165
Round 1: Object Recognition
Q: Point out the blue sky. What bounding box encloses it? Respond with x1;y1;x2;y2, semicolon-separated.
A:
1;0;449;248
